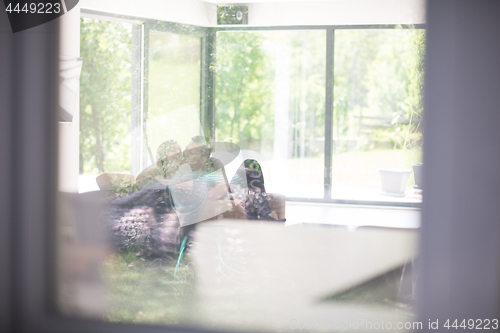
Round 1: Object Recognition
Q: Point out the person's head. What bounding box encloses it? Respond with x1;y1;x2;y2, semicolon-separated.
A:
156;140;182;178
183;136;211;171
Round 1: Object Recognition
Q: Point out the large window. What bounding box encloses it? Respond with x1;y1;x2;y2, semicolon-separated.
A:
78;20;424;206
214;27;425;205
60;9;425;333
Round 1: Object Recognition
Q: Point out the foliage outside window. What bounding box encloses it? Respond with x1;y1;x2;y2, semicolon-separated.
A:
78;17;425;200
79;18;132;174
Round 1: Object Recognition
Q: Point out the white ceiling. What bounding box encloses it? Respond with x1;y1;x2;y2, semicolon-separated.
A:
202;0;347;3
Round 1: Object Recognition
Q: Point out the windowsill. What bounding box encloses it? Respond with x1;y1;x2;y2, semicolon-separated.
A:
285;201;421;229
281;185;422;206
331;186;422;204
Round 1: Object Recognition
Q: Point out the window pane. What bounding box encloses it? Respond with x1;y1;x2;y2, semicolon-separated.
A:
332;29;425;203
78;18;133;192
147;31;202;161
216;30;326;199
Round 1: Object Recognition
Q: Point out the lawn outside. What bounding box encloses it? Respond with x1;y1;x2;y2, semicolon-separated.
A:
261;148;422;200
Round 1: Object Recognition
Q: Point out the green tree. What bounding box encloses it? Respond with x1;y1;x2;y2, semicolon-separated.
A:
333;29;425;151
403;30;426;118
79;18;132;174
215;31;326;157
215;31;267;150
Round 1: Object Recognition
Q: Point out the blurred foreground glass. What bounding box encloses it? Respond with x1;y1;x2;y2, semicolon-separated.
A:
57;15;420;333
58;210;418;330
332;29;425;203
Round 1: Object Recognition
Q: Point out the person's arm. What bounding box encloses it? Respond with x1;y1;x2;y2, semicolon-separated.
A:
212;158;236;209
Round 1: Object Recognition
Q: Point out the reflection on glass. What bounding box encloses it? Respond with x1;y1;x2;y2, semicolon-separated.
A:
59;206;418;330
216;30;326;199
59;18;421;333
332;29;425;202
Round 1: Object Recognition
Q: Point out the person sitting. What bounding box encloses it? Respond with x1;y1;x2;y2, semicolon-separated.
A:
179;136;282;222
109;140;183;258
135;140;183;187
172;136;246;225
235;158;279;221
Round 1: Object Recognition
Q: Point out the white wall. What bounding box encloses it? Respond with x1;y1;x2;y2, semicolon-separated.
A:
59;4;81;193
246;0;426;26
80;0;424;26
80;0;217;26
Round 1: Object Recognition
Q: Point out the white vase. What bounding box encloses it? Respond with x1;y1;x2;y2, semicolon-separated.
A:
378;168;412;196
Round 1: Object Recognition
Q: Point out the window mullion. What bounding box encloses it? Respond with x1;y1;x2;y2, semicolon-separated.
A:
324;28;334;200
202;29;216;142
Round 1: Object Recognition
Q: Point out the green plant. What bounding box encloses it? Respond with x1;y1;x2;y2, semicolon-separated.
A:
401;29;425;154
109;182;140;199
388;29;425;167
